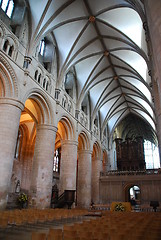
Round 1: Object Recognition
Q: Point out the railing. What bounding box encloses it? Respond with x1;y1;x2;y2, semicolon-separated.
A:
100;169;161;177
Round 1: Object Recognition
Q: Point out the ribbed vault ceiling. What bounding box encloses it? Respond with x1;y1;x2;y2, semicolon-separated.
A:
115;113;157;145
26;0;156;142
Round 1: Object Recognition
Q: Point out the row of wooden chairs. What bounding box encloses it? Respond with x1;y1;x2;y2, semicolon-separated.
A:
31;212;161;240
1;210;161;239
0;208;88;230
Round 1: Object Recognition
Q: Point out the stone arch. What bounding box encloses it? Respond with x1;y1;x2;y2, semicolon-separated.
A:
22;88;54;125
18;89;54;192
2;34;19;59
55;131;61;149
0;53;18;97
78;131;90;151
57;116;75;141
92;141;102;160
124;182;141;203
3;34;19;49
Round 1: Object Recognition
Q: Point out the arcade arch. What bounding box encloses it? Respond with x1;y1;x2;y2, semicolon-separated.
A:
54;116;77;197
7;91;57;209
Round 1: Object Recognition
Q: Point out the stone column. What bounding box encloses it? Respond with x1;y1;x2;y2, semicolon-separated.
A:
92;157;103;204
77;150;92;208
30;124;57;209
59;140;78;194
21;143;34;191
0;98;24;209
144;1;161;162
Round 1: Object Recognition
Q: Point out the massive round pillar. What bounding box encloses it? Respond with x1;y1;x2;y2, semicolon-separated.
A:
30;124;57;208
59;140;78;194
77;150;92;208
0;98;24;209
92;156;102;204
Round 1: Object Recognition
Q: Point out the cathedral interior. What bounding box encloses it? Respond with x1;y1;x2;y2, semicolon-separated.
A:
0;0;161;214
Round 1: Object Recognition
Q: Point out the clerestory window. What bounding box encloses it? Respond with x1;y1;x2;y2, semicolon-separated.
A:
0;0;14;18
144;140;160;169
39;39;45;56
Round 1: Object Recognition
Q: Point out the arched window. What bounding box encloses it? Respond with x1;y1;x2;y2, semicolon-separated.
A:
8;45;13;57
38;73;41;84
3;39;9;52
43;78;46;88
144;140;160;169
39;39;45;56
64;71;75;99
46;81;49;91
34;70;38;80
62;98;66;108
1;0;14;18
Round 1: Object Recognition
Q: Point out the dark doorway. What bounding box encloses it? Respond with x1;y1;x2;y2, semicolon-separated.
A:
129;185;141;208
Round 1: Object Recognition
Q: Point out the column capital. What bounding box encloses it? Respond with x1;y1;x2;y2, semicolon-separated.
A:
0;98;24;111
37;124;57;133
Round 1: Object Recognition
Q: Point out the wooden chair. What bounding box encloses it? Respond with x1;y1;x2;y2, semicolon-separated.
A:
0;218;9;230
31;232;47;240
63;229;78;239
47;236;62;240
47;228;63;240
